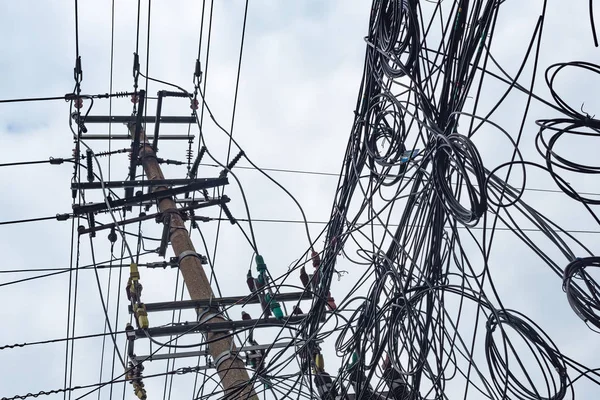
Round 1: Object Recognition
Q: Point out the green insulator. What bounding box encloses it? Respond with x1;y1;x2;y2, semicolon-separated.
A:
255;254;267;272
265;293;284;320
347;351;358;370
257;271;267;287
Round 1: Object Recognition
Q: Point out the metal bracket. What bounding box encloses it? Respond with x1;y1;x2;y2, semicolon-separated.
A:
72;177;228;215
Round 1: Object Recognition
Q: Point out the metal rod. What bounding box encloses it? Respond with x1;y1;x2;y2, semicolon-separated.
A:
71;177;228;215
79;115;196;124
128;291;312;314
77;198;226;235
137;340;320;362
72;178;216;190
152;92;164;151
135;315;308;338
80;134;193;140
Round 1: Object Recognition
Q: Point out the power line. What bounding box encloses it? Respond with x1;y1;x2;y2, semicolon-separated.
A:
0;215;70;226
199;163;600;197
0;158;71;168
226;218;600;235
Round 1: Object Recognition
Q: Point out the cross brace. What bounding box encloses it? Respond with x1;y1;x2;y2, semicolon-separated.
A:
135;315;308;338
71;177;228;215
128;291;312;314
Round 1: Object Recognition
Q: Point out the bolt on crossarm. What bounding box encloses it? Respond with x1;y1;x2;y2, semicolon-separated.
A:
128;123;257;400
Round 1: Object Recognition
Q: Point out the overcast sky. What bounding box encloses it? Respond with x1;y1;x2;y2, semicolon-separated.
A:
1;1;599;400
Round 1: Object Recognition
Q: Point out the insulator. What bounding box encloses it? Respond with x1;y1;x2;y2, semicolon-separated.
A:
189;146;206;178
132;53;140;78
194;59;202;80
221;202;236;225
326;292;337;310
255;255;267;273
241;311;251;320
95;148;130;157
314;371;336;398
114;91;130;98
108;227;118;243
190;98;199;110
85;149;94;182
134;303;149;329
265;293;284;320
255;275;265;290
312;250;321;269
88;213;96;238
226;151;244;171
131;93;139;104
256;290;272;318
247;270;256;292
300;266;309;288
315;353;325;371
74;97;83;109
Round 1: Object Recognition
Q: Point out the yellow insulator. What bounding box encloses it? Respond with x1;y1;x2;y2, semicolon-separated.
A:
129;263;140;280
133;384;147;400
315;353;324;372
135;303;149;329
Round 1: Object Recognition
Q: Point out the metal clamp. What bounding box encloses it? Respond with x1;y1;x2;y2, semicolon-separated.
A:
178;250;207;265
197;311;231;333
213;350;243;371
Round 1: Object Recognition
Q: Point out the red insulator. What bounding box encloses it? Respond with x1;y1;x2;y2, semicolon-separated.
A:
246;270;256;292
131;94;139;104
125;281;133;301
300;266;309;288
241;311;251;321
190;98;199;110
311;249;321;269
326;291;337;310
74;97;83;109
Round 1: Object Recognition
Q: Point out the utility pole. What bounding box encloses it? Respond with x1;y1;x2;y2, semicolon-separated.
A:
129;124;257;400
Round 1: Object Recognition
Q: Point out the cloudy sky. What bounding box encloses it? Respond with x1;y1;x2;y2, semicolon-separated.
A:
1;1;599;400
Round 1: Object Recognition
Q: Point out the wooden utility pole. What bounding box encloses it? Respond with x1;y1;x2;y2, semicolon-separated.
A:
129;124;257;400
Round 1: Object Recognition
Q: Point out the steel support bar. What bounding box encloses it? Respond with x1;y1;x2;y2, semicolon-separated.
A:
71;177;228;215
80;134;194;140
135;315;307;338
77;198;227;235
78;115;196;124
72;178;213;190
137;340;319;362
128;291;312;314
152;92;164;151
